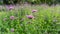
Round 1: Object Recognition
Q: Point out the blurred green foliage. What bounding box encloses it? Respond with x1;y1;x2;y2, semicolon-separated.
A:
2;0;60;5
0;5;60;34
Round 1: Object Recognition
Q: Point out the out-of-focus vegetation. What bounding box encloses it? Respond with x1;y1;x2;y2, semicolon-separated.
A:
1;0;60;5
0;5;60;34
0;0;60;34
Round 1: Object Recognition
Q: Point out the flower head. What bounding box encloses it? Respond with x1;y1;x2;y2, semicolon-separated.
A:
32;9;37;13
10;28;14;32
26;15;34;19
10;16;15;20
7;5;14;10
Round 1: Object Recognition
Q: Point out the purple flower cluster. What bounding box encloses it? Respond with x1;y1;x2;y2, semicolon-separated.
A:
32;9;37;13
7;5;14;10
26;9;37;19
3;9;37;20
26;15;34;19
3;16;15;21
2;9;38;32
10;16;15;20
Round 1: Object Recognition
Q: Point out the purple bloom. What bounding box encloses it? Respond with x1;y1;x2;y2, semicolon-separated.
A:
10;16;15;20
7;5;14;10
26;15;34;19
32;9;37;13
9;6;13;10
10;28;14;32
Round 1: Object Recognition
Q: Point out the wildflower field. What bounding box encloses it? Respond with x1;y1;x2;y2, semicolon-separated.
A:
0;5;60;34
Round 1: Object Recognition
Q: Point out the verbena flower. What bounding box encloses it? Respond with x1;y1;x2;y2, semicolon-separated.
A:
10;16;15;20
32;9;37;13
26;15;34;19
10;28;14;32
7;5;14;10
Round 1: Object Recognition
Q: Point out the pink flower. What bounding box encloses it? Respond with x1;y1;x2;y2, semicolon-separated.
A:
9;6;13;10
7;5;14;10
10;16;15;20
26;15;34;19
10;28;14;32
32;9;37;13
